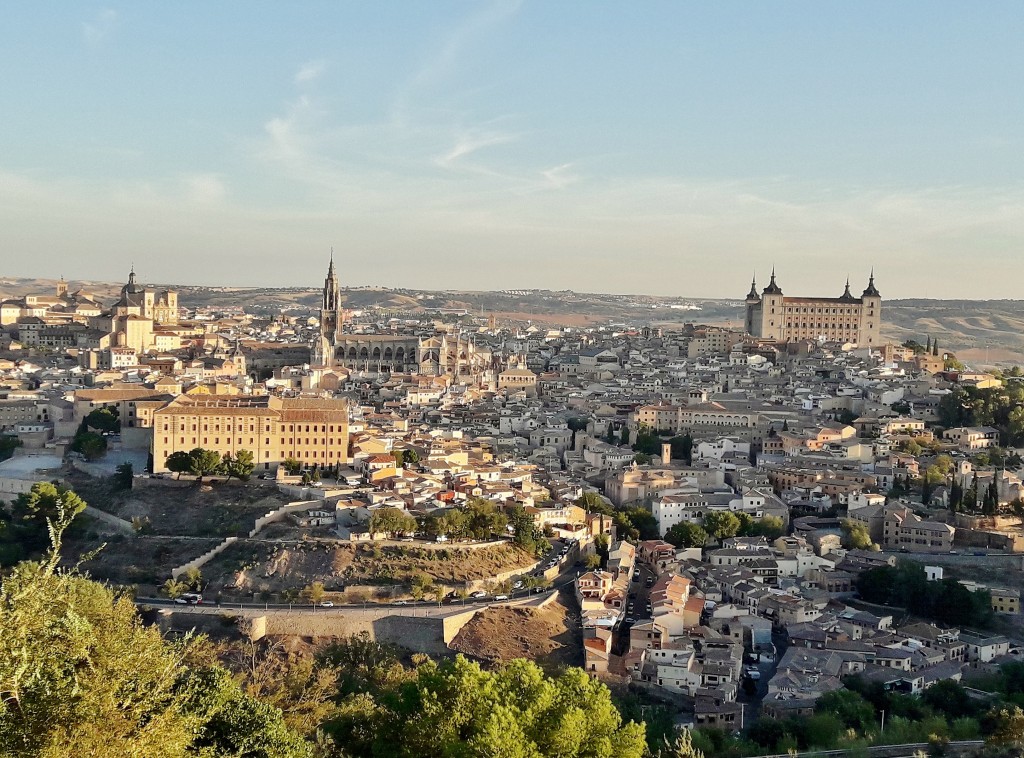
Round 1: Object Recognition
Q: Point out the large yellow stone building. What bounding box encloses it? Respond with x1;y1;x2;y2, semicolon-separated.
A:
152;395;349;473
744;270;881;346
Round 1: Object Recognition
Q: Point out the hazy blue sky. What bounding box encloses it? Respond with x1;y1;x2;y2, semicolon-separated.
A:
1;2;1021;298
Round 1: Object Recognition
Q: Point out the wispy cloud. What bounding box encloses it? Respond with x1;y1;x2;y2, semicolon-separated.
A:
436;130;518;169
295;60;327;85
82;8;117;46
541;164;577;189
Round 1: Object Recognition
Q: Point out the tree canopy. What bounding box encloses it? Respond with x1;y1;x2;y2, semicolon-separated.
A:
324;655;646;758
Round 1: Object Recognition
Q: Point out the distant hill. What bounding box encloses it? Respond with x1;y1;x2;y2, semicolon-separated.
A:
2;278;1022;366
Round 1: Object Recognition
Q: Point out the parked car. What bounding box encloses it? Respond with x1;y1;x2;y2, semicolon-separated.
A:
470;590;487;599
494;594;509;601
435;535;449;543
319;601;334;608
512;580;524;590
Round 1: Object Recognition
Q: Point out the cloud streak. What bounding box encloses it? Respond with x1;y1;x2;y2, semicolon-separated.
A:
82;8;117;46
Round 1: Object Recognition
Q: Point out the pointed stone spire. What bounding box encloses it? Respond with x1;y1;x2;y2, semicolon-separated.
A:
746;272;759;300
862;267;880;297
762;266;783;295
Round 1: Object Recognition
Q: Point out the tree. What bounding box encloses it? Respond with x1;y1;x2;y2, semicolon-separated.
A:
162;577;188;599
575;492;614;515
634;452;653;465
665;522;708;549
324;655;646;758
464;497;508;539
670;434;694;465
988;705;1024;748
815;688;876;732
302;582;326;605
15;482;87;527
223;449;255;481
0;434;22;462
75;431;107;460
114;461;134;490
743;515;786;540
368;506;417;537
183;567;203;591
703;512;741;541
656;729;705;758
409;572;433;601
282;458;302;476
188;447;223;480
584;554;602;570
165;450;193;479
84;406;120;433
841;519;874;550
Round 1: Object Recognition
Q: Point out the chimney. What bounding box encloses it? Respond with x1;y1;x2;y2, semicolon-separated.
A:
662;442;672;465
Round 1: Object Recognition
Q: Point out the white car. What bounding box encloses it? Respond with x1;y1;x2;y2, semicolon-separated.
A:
470;590;487;599
319;601;334;608
493;594;509;601
512;580;524;590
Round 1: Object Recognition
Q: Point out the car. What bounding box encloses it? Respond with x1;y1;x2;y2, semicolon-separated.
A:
394;600;408;606
512;580;524;590
624;616;635;624
632;571;640;580
181;593;203;605
494;594;509;601
258;473;273;480
470;590;487;599
399;537;414;542
949;549;959;555
173;598;188;605
319;601;334;608
435;535;449;543
310;481;323;488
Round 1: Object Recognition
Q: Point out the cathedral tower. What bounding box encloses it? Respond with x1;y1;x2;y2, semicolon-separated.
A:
316;251;343;366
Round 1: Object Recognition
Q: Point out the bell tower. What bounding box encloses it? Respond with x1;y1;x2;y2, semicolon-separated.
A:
319;250;343;365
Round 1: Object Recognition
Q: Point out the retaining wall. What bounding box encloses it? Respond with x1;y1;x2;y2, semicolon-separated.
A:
171;536;238;579
83;505;135;535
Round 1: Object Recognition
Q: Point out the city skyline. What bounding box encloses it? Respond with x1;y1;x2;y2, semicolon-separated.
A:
1;2;1021;297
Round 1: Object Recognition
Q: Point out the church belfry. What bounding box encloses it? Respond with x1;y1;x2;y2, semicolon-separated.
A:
315;251;344;366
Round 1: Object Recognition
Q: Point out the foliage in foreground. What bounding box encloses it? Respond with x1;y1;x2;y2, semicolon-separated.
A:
0;507;310;758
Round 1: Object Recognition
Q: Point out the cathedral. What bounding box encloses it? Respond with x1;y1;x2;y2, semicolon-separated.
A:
743;269;881;346
312;255;490;377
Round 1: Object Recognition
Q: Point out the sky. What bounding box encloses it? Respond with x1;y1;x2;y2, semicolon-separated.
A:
1;2;1022;298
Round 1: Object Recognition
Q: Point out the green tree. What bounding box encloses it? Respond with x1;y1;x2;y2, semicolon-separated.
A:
0;434;22;462
584;554;602;570
656;729;705;758
183;566;203;591
664;522;708;548
113;461;134;490
75;431;108;460
702;512;741;541
162;577;188;599
324;655;646;757
188;447;223;480
669;434;694;465
302;582;326;605
464;497;508;539
282;457;302;476
15;482;87;527
575;492;614;515
84;406;120;433
223;449;255;481
841;519;874;550
815;688;876;732
165;450;193;479
369;506;417;537
409;572;433;601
